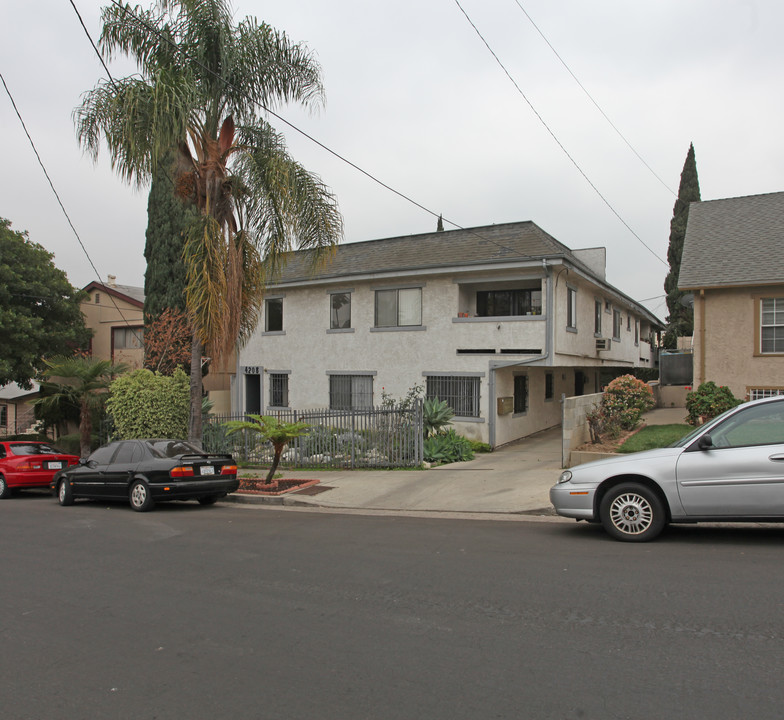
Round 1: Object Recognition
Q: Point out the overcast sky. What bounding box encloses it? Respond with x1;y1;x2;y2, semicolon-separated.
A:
3;0;783;320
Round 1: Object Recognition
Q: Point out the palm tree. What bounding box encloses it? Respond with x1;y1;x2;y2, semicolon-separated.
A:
35;356;128;458
75;0;343;444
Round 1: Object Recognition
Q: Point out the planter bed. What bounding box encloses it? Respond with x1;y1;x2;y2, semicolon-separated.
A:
237;478;320;496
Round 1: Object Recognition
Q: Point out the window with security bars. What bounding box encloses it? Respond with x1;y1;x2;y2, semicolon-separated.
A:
329;375;373;409
426;375;480;418
761;298;784;353
269;373;289;407
513;375;528;413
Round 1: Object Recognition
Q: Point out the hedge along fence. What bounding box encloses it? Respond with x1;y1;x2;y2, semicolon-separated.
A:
203;402;424;469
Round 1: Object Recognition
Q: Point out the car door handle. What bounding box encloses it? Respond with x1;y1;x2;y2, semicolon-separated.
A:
769;454;784;461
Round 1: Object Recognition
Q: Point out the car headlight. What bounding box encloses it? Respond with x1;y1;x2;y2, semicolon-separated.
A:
557;470;572;484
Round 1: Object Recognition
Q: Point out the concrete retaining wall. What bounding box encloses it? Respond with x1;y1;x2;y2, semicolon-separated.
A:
561;392;602;468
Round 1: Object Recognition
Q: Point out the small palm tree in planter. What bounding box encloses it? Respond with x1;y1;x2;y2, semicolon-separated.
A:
224;415;310;484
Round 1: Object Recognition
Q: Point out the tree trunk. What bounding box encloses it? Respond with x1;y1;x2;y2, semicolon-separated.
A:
189;334;203;447
79;399;92;459
265;442;286;483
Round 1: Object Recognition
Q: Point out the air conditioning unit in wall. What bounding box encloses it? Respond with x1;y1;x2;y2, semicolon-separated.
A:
596;338;611;351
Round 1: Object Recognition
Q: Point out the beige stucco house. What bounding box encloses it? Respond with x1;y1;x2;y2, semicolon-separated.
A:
679;191;784;400
236;221;662;447
0;382;40;437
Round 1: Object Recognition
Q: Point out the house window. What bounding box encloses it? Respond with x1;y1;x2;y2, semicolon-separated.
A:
545;372;554;400
476;289;541;317
268;373;289;408
329;374;373;409
330;292;351;329
748;387;784;401
634;320;639;346
594;300;602;335
0;405;7;427
113;326;144;350
627;314;631;331
94;293;100;304
265;298;283;332
513;375;529;414
612;309;622;340
375;288;421;328
426;375;481;418
567;287;577;330
761;298;784;353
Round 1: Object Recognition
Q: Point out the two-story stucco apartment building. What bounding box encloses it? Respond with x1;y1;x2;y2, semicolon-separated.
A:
236;221;662;447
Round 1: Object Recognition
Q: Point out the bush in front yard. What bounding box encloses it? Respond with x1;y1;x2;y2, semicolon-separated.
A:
685;381;741;425
601;374;655;431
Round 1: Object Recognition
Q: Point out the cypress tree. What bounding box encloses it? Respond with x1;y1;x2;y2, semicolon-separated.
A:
143;150;196;319
663;143;701;348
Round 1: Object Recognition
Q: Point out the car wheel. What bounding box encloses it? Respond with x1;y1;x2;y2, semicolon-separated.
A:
600;483;666;542
198;494;221;506
129;479;154;512
58;479;74;506
0;474;11;500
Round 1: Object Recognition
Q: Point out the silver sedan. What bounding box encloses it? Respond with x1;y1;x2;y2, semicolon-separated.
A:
550;395;784;541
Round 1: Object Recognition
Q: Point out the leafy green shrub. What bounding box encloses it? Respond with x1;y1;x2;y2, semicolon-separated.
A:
685;382;741;425
423;429;474;464
106;368;189;439
468;440;492;453
423;397;453;437
601;374;655;431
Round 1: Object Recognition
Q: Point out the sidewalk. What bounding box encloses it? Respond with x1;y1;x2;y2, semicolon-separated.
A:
223;408;686;517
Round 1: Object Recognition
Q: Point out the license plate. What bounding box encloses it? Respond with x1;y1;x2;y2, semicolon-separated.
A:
200;466;215;475
48;461;63;469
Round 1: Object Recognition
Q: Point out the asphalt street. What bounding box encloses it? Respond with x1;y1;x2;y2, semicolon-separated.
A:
3;495;784;720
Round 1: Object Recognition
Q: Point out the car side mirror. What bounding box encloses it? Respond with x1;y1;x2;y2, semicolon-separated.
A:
698;434;713;450
79;457;89;466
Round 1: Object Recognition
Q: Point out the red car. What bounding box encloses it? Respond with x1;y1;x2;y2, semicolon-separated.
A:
0;441;80;498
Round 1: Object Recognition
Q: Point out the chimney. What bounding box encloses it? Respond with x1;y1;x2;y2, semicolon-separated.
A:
107;274;117;287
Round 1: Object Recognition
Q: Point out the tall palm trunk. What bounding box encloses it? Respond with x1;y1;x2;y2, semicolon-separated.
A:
189;335;203;447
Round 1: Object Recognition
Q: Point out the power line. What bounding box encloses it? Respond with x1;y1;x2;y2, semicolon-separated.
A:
1;71;137;330
511;0;676;197
453;0;668;268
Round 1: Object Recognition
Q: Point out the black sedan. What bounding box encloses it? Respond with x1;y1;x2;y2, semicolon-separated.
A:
51;439;239;512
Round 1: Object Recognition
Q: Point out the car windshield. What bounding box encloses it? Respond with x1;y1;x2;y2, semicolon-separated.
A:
145;440;204;459
9;443;64;456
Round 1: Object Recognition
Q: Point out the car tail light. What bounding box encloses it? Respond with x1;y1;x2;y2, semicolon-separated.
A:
221;465;237;475
170;466;195;478
16;462;41;471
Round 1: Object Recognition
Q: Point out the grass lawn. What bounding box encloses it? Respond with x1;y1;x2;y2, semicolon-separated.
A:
617;424;692;453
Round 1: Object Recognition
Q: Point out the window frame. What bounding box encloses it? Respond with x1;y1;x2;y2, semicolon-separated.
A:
112;326;144;350
268;372;289;409
329;291;352;331
425;374;482;419
757;296;784;355
475;288;542;317
545;372;554;401
594;299;602;336
374;287;422;329
264;297;284;333
566;286;577;332
513;375;529;414
328;373;375;410
612;309;622;341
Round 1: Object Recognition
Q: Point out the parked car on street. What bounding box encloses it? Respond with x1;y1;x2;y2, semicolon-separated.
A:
0;441;80;498
51;439;238;512
551;395;784;541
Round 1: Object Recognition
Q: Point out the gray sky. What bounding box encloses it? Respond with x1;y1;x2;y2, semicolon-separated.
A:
3;0;783;321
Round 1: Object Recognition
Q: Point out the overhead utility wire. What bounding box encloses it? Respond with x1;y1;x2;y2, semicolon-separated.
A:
2;74;134;329
101;0;526;258
511;0;675;197
453;0;668;268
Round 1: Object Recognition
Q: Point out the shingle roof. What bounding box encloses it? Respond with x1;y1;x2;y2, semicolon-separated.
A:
679;191;784;289
82;281;145;306
277;221;591;282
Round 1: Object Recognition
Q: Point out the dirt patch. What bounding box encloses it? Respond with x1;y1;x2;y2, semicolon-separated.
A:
573;425;644;454
237;478;320;496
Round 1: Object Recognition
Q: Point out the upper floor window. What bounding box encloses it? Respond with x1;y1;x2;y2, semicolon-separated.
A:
612;309;622;340
94;293;100;304
330;292;351;329
265;298;283;332
375;288;421;328
566;287;577;330
594;300;602;335
761;298;784;354
113;326;144;350
634;320;639;346
476;289;541;317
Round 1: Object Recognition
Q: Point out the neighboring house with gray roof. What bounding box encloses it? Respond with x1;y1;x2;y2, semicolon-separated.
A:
237;220;662;447
679;191;784;399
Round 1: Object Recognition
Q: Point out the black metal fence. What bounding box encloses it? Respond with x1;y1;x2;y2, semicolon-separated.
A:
203;402;423;469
